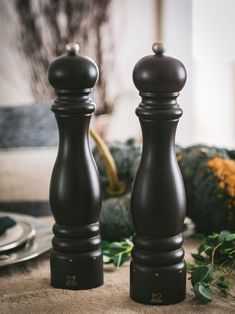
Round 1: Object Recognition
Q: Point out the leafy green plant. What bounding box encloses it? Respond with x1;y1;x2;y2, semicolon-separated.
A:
187;231;235;303
102;238;133;267
102;231;235;304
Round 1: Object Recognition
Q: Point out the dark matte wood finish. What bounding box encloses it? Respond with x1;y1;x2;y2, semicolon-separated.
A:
130;43;187;305
48;43;103;290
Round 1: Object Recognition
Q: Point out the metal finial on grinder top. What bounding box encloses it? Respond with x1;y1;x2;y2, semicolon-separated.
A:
152;42;166;55
65;42;80;55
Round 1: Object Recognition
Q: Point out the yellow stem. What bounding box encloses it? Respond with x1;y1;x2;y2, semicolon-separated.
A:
89;128;125;195
211;242;222;266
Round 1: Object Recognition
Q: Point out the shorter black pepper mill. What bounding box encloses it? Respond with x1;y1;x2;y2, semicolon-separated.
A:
130;43;187;305
48;43;103;290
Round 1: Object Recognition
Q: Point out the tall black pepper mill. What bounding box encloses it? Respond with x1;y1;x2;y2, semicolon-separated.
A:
48;43;103;290
130;43;187;305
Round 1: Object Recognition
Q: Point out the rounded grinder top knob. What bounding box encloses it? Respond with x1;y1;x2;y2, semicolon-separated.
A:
133;43;187;93
48;43;99;90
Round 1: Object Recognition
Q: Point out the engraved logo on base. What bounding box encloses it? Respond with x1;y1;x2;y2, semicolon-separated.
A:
66;275;78;287
151;292;163;304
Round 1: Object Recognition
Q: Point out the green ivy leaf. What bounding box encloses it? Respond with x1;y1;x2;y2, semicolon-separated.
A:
216;276;230;296
219;231;230;241
188;231;235;303
198;243;211;254
113;252;129;267
193;282;213;304
124;238;133;247
225;234;235;242
101;238;132;267
108;242;125;249
206;234;220;246
191;265;213;286
103;255;111;263
191;253;207;264
219;230;230;242
186;262;196;271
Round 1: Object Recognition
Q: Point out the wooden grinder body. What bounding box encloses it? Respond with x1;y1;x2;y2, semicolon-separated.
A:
130;44;187;305
48;44;103;290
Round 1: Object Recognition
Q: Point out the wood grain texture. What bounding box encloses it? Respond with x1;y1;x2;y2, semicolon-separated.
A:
48;44;103;290
130;44;187;305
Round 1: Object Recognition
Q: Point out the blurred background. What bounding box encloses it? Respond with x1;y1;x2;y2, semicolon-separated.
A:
0;0;234;218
